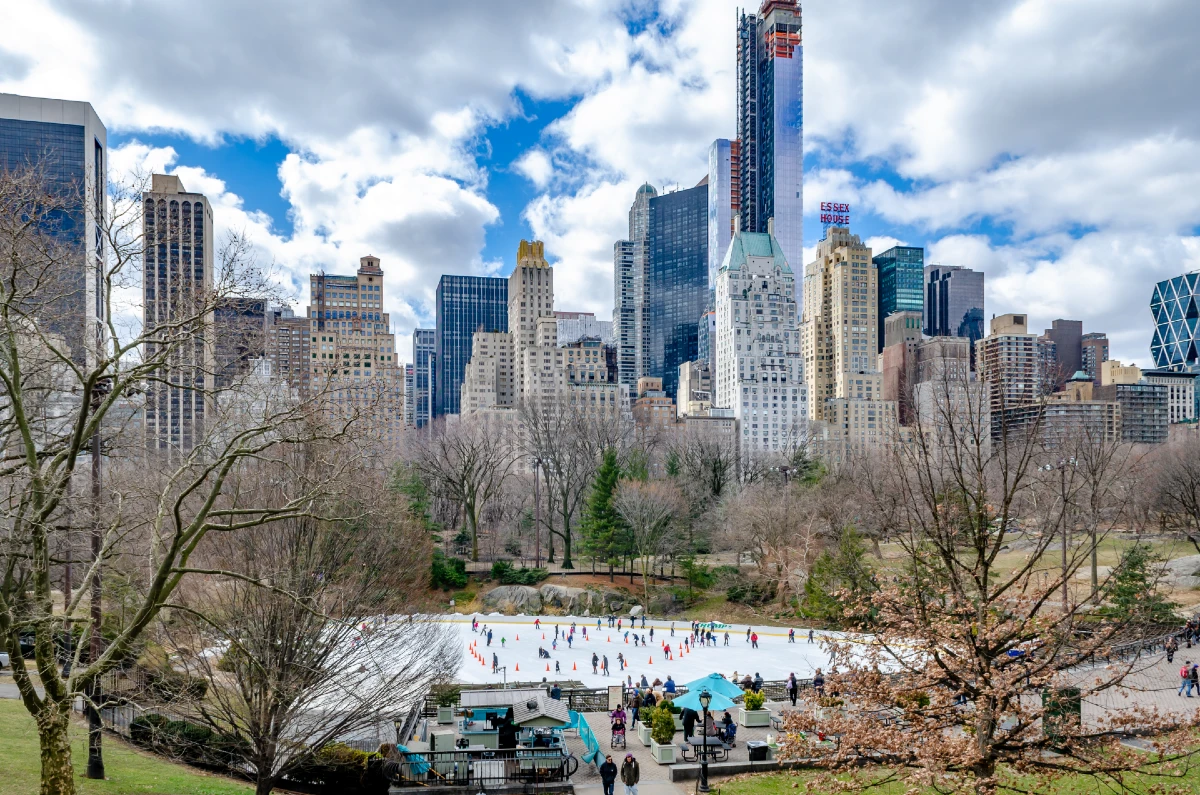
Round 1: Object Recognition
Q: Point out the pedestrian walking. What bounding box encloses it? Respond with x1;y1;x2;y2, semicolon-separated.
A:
814;668;825;697
620;753;640;795
1192;663;1200;697
1166;635;1179;663
599;755;618;795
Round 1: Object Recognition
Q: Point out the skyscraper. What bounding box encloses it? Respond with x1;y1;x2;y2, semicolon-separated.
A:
647;183;709;399
714;229;806;456
0;93;107;364
411;327;435;427
142;174;214;454
1081;332;1109;384
1150;272;1200;371
800;226;876;421
1040;319;1083;389
736;0;804;274
924;265;985;364
976;313;1041;437
707;138;739;289
434;274;507;416
873;245;924;352
614;184;656;388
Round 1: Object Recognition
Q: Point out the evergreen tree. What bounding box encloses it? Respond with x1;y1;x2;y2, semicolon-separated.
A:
801;526;874;623
580;448;625;580
1105;543;1179;625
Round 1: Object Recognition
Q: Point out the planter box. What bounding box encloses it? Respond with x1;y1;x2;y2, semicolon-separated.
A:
673;715;684;731
436;706;454;725
638;722;653;746
739;707;771;727
650;738;677;764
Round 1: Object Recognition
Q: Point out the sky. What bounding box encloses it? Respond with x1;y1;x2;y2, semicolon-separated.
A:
2;0;1198;364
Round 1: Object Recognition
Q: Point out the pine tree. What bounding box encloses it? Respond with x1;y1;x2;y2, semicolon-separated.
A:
581;448;625;581
801;527;874;623
1105;543;1179;625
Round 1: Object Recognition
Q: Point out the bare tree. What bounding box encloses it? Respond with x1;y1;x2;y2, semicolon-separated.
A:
613;479;684;607
723;482;822;606
406;413;515;561
0;163;378;795
780;370;1197;795
1151;436;1200;554
159;455;457;795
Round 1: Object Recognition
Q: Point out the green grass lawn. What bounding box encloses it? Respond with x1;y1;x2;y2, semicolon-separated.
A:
0;698;252;795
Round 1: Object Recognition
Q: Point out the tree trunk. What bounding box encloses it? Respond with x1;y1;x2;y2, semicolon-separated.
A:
255;776;276;795
38;706;76;795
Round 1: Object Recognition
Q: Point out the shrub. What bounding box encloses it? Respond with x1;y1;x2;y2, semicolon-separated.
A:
897;690;930;709
726;580;776;606
145;668;209;701
431;683;461;707
288;742;384;791
490;559;549;585
743;690;766;711
431;551;467;590
649;705;676;745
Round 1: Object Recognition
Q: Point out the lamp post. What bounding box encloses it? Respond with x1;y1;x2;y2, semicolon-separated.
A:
698;689;712;793
394;716;403;745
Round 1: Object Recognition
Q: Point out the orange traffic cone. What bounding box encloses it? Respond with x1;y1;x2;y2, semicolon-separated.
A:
625;637;629;644
515;663;519;671
546;664;550;671
648;657;653;665
543;633;546;640
608;636;611;642
516;635;519;641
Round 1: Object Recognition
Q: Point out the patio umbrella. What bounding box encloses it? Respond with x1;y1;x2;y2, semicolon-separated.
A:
682;673;744;700
670;689;737;713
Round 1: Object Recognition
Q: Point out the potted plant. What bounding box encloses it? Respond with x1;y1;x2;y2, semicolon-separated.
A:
431;684;460;725
738;689;770;728
637;709;653;746
664;698;685;731
649;705;678;764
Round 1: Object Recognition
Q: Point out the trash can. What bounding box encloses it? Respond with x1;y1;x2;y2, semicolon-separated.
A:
747;740;769;761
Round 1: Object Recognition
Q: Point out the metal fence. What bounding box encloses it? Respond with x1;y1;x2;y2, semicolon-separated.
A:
384;748;579;789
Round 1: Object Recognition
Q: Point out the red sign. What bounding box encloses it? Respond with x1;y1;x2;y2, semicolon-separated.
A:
819;201;850;226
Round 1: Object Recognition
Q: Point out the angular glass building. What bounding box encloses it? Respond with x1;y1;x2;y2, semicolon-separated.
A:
434;275;507;417
873;245;924;352
1150;273;1200;370
737;0;803;277
647;183;709;399
924;264;984;343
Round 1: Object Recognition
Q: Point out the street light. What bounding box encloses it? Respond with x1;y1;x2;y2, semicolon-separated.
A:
393;716;403;745
698;688;712;793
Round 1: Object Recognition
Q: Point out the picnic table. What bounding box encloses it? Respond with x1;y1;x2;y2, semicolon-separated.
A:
678;736;731;762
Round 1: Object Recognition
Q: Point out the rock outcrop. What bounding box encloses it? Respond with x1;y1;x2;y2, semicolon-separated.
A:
480;585;542;615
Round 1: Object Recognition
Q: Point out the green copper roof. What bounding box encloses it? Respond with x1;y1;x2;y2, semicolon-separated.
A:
720;231;791;274
1068;370;1091;382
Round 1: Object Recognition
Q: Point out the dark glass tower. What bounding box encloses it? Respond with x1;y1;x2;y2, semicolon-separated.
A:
924;264;984;342
736;1;803;275
434;275;507;417
873;245;924;352
646;183;709;399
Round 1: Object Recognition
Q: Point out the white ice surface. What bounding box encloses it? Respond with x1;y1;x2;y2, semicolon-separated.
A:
446;614;845;688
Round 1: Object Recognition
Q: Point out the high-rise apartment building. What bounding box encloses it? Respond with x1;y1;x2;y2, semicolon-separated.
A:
1040;319;1083;390
977;313;1041;437
555;312;613;346
403;363;415;427
879;311;922;422
411;328;435;427
924;265;984;363
714;229;806;455
613;239;637;389
1081;332;1109;384
509;239;555;398
141;174;214;454
1150;272;1200;372
266;305;311;397
214;297;267;389
800;226;877;420
736;0;804;274
707;138;739;288
434;275;507;417
307;256;402;445
0;93;107;365
697;307;717;373
1142;369;1196;424
647;183;708;399
874;246;924;352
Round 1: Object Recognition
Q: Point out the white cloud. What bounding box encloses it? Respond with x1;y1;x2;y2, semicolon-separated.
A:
513;149;554;189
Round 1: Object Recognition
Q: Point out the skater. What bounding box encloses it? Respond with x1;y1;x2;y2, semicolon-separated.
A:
618;652;625;671
649;627;654;642
746;627;751;643
751;631;759;649
670;622;675;637
789;628;795;643
568;634;573;649
493;653;499;673
618;619;622;631
593;653;600;674
641;615;646;629
624;631;630;643
633;634;639;647
556;624;560;640
603;655;610;676
501;637;506;648
598;618;602;630
724;631;730;646
487;630;493;646
808;629;815;644
552;638;558;651
535;618;541;629
556;661;561;674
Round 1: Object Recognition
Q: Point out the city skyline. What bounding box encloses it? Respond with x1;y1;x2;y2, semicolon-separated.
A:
2;1;1196;368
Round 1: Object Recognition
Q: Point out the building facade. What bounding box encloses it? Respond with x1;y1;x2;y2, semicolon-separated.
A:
1150;272;1200;371
1094;382;1168;444
677;359;713;418
976;313;1041;436
0;93;108;365
1142;369;1197;424
555;311;613;347
707;138;739;289
1081;332;1109;384
266;305;311;398
924;265;984;361
874;245;924;352
736;0;804;275
800;226;877;420
434;274;507;417
714;230;807;456
411;327;435;428
1041;319;1083;389
142;174;214;454
646;183;709;399
614;185;656;388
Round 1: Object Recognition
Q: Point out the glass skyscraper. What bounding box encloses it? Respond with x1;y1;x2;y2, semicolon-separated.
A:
434;275;507;417
736;0;803;276
924;265;985;348
707;138;737;289
412;327;435;427
647;183;709;399
0;93;107;364
874;245;924;352
1151;272;1200;371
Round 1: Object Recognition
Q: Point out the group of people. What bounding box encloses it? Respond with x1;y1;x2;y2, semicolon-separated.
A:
598;753;639;795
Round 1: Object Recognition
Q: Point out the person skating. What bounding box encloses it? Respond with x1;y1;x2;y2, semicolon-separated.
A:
620;753;640;795
618;652;625;671
492;653;499;673
535;618;541;629
808;629;815;643
751;631;759;649
603;655;610;676
641;614;646;628
724;631;730;646
593;653;600;674
789;628;795;643
670;622;675;637
649;627;654;642
746;627;751;643
555;660;561;674
599;754;618;795
487;629;493;646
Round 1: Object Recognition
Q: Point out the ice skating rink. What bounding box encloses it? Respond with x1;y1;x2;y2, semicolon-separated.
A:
447;613;843;687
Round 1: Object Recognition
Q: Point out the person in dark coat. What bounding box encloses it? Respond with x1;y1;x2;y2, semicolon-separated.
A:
681;706;697;738
620;753;640;795
599;754;618;795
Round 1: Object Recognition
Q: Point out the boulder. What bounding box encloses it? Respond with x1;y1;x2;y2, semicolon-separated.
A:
1164;554;1200;590
481;585;542;615
538;584;636;615
629;605;644;617
539;584;586;610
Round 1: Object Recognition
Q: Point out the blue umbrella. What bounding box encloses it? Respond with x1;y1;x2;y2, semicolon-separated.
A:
682;673;744;700
670;689;737;713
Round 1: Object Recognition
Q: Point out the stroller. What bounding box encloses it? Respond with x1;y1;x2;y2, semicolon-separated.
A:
610;721;627;749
